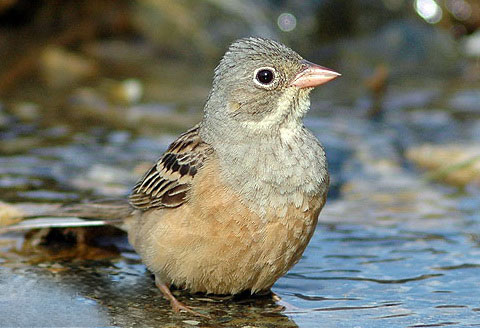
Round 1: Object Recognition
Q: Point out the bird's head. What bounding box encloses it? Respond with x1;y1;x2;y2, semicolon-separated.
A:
203;37;340;136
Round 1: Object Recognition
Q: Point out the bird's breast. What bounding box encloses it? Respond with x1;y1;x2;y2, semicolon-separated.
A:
215;126;329;217
130;155;326;294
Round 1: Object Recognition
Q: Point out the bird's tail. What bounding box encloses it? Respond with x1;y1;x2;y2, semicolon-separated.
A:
0;199;133;233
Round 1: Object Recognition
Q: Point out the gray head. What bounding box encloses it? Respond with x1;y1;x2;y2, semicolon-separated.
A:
201;37;340;139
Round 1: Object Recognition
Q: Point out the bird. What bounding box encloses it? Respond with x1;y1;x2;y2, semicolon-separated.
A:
0;37;340;316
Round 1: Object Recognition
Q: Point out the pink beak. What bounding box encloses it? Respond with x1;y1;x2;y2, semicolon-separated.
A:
290;60;341;88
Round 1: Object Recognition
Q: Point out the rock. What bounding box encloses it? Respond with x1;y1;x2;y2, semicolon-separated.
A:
11;102;40;122
406;144;480;187
40;47;98;89
0;202;24;226
101;78;144;105
463;30;480;58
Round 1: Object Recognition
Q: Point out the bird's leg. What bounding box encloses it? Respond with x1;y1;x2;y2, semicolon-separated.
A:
155;276;209;318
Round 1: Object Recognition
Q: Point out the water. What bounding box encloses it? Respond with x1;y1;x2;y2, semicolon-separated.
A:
283;184;480;328
1;77;480;327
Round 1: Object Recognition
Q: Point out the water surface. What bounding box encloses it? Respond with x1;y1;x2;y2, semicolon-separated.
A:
1;77;480;327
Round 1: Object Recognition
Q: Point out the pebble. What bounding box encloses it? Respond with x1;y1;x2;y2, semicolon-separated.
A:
0;202;24;226
40;47;98;89
11;102;40;122
106;78;144;105
407;144;480;187
182;320;200;326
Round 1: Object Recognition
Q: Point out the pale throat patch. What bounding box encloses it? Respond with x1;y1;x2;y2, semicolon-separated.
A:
239;87;310;133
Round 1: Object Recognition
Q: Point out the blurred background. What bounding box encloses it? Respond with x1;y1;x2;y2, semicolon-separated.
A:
1;1;480;327
0;0;479;199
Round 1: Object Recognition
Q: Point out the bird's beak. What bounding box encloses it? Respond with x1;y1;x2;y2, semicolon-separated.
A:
290;60;341;89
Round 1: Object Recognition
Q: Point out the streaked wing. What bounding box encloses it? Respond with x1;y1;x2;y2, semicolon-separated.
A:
128;125;213;210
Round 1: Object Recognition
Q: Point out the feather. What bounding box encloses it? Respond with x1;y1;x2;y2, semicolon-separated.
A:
129;125;214;210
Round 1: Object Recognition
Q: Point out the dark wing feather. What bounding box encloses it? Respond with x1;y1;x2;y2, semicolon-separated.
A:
128;125;213;210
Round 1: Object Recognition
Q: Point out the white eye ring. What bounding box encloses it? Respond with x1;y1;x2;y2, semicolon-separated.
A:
253;66;277;89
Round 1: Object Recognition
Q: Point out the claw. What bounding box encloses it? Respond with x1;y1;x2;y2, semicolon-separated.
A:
170;297;209;318
155;277;210;318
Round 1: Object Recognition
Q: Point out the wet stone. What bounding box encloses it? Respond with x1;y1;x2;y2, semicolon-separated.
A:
406;143;480;187
40;47;99;89
10;102;41;122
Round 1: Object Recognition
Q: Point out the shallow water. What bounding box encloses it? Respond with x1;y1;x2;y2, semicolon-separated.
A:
286;187;480;327
1;78;480;327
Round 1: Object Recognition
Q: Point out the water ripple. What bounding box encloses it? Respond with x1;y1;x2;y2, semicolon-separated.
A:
288;273;444;284
433;263;480;270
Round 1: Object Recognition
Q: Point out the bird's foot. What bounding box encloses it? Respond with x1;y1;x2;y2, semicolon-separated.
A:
169;297;209;318
155;277;209;318
270;292;300;313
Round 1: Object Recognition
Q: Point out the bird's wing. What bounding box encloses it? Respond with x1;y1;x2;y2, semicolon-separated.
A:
128;125;214;210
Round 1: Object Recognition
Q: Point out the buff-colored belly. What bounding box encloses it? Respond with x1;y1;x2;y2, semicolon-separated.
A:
128;159;325;294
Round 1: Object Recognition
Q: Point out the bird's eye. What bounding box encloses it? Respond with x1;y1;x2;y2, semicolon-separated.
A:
256;69;274;84
254;67;276;87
